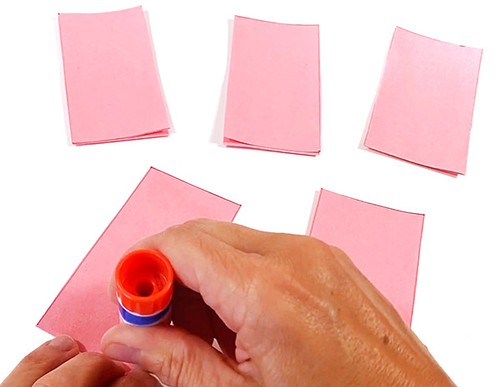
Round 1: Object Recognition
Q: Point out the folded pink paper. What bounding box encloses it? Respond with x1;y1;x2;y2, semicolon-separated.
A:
37;167;240;351
59;6;170;145
223;16;320;155
364;27;482;175
309;189;424;325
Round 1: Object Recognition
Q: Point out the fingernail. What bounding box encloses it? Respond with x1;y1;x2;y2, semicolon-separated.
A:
104;343;141;364
49;335;75;351
115;360;132;372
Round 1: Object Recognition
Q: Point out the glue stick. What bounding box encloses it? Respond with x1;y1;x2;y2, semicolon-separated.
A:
115;249;174;326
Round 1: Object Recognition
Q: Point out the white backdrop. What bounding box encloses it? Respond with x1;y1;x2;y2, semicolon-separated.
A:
1;1;499;385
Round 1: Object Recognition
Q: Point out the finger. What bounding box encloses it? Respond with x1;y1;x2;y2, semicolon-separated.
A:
170;219;299;255
102;324;256;387
108;241;227;349
166;219;329;268
109;368;160;387
130;220;260;332
1;335;79;387
32;352;126;387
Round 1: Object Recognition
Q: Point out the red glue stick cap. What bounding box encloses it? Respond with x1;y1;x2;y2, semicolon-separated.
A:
115;249;174;316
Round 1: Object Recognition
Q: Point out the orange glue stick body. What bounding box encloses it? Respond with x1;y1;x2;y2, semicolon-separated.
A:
115;249;174;326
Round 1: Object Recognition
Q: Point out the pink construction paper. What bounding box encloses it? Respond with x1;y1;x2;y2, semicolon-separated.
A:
59;7;170;145
309;189;424;325
223;16;320;155
37;167;240;351
364;27;482;175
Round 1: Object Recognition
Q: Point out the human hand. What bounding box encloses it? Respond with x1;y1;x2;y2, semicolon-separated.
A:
102;219;454;386
1;335;159;387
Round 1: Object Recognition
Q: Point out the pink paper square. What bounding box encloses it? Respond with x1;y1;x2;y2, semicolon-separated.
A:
364;27;482;175
37;167;240;351
309;189;424;325
59;6;170;145
223;16;320;155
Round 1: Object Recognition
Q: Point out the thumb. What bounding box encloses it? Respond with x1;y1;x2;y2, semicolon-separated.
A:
101;324;256;387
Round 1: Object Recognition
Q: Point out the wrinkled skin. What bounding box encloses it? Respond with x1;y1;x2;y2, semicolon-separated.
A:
1;335;159;387
101;219;454;387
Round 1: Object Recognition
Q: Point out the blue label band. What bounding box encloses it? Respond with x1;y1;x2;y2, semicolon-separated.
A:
119;304;171;326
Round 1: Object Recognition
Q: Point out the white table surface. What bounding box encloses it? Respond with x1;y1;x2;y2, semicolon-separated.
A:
1;1;499;385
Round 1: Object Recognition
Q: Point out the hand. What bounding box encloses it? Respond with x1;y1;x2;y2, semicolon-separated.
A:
102;219;454;386
1;335;159;387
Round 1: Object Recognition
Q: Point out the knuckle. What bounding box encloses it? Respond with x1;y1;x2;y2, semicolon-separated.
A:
21;350;47;368
74;351;109;367
155;341;182;385
160;219;205;243
176;219;208;233
299;234;332;255
77;351;103;361
178;219;203;231
154;332;203;386
293;236;337;269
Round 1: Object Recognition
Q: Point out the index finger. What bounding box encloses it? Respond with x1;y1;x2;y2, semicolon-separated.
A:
32;352;125;387
163;219;310;256
119;220;261;332
1;336;79;387
108;220;318;300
